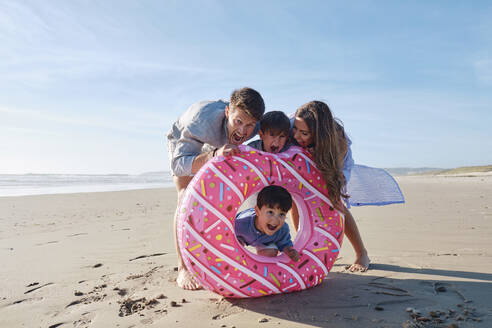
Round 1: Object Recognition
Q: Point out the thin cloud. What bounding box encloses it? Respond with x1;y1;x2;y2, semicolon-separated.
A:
0;54;221;85
474;58;492;85
0;106;163;137
0;2;221;85
0;126;63;137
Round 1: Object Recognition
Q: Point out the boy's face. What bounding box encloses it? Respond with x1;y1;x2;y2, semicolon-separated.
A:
225;105;258;145
254;205;288;236
259;130;288;153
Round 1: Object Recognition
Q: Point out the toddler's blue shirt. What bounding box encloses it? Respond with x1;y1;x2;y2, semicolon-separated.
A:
234;208;293;252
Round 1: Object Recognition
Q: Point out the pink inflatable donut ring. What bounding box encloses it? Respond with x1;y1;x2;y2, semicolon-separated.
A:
177;145;344;298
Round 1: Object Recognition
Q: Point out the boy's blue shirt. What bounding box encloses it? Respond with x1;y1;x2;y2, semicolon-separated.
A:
234;208;293;251
247;139;291;153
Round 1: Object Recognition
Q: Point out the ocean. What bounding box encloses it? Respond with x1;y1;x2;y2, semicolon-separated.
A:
0;172;174;197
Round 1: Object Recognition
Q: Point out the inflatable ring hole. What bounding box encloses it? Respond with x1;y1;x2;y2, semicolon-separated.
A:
234;191;310;263
237;191;300;242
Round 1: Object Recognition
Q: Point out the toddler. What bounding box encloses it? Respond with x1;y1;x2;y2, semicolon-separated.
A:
234;185;300;261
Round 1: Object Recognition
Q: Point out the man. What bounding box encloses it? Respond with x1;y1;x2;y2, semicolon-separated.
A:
166;87;265;289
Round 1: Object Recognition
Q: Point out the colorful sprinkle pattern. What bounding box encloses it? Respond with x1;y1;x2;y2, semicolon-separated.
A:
177;145;344;298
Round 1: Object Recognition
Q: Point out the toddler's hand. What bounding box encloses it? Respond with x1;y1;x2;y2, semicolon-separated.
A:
284;246;300;262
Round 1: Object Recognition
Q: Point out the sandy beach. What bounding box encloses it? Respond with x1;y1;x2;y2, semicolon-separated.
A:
1;174;491;327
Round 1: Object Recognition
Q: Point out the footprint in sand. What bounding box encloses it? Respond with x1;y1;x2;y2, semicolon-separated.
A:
66;284;108;308
8;297;44;306
128;253;167;262
140;318;153;325
113;287;128;296
118;297;161;317
35;241;59;246
48;323;65;328
25;282;54;294
66;233;88;237
73;312;95;327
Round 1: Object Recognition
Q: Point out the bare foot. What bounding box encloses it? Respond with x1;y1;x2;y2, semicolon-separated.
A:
345;252;370;272
176;268;202;290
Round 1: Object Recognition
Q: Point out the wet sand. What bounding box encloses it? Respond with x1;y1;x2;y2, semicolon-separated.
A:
1;174;491;327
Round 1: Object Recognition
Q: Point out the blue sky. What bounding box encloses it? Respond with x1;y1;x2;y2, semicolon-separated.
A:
1;1;491;174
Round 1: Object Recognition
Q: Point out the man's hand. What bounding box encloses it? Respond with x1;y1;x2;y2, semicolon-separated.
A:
216;144;240;157
284;246;300;262
192;144;240;175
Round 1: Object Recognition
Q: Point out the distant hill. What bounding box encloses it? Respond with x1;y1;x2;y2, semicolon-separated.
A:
386;165;492;176
384;167;444;176
420;165;492;175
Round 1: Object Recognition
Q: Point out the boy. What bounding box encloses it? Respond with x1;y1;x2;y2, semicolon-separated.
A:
235;185;300;262
248;111;290;153
167;87;265;290
246;111;300;231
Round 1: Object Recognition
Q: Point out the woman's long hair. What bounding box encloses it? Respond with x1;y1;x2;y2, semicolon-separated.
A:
295;101;347;209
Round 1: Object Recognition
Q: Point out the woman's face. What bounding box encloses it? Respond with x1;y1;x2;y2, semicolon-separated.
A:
292;117;313;148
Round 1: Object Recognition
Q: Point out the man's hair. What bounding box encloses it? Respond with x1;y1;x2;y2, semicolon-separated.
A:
256;185;292;212
260;111;290;136
230;87;265;121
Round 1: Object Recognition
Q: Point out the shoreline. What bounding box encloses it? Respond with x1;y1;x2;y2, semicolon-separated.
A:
0;172;174;198
2;171;489;199
0;185;174;198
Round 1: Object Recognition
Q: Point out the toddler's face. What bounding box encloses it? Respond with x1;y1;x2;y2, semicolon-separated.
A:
259;130;288;153
292;117;313;148
254;205;287;236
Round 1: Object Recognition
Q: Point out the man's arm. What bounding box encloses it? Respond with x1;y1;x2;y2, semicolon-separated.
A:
191;149;215;174
169;101;227;176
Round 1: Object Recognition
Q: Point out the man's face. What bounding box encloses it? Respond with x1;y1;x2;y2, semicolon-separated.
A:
225;105;258;145
259;130;288;153
254;205;287;236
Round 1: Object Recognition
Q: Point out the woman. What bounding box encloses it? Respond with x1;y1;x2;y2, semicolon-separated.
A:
291;100;370;272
